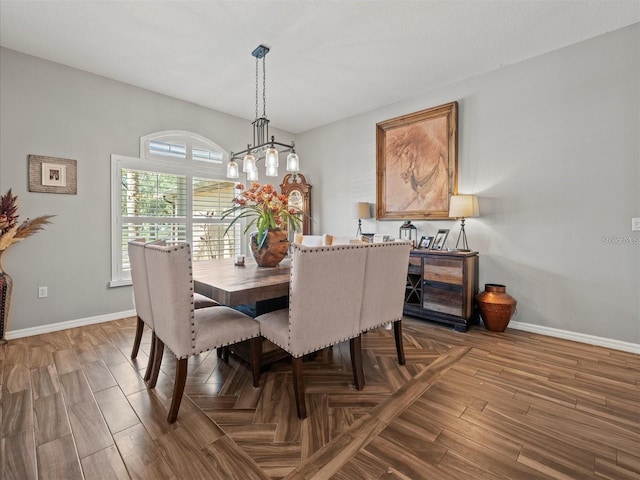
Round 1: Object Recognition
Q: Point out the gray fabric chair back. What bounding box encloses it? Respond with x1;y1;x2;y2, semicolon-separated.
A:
287;243;367;357
359;242;411;332
144;242;196;358
128;239;153;327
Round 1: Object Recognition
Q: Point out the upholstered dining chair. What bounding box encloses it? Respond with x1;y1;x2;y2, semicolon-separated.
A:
128;239;164;382
256;243;368;418
359;241;412;364
128;239;218;381
324;234;367;246
293;233;331;246
144;242;262;423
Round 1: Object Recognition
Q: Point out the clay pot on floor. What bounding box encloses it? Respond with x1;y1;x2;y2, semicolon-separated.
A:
476;283;517;332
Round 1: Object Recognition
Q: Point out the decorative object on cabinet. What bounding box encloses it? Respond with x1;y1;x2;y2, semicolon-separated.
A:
431;229;450;250
28;155;78;195
399;220;417;247
280;173;312;236
373;234;391;243
376;101;458;220
449;194;479;251
417;236;433;249
476;283;517;332
354;202;371;236
226;45;299;180
403;249;478;332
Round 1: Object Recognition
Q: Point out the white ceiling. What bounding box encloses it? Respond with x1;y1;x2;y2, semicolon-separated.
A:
1;1;638;133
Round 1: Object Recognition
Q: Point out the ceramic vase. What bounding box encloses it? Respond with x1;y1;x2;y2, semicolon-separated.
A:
0;250;12;344
249;229;290;267
476;283;517;332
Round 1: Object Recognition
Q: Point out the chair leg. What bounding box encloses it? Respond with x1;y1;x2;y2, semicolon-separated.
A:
393;320;406;365
291;356;307;419
222;346;230;363
131;316;145;359
168;357;188;423
143;331;157;382
250;337;262;388
350;335;365;390
146;336;164;388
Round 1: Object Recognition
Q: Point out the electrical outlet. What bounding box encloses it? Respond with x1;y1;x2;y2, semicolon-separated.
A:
632;218;640;231
38;286;48;298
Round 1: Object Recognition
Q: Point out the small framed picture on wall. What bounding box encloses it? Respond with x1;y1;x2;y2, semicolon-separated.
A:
41;163;67;187
28;155;77;194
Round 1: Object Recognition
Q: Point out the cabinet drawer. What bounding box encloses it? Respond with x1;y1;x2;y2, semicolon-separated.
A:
423;257;463;285
409;256;422;267
423;282;463;316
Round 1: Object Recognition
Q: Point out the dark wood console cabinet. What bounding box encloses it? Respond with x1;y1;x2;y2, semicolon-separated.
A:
403;250;479;332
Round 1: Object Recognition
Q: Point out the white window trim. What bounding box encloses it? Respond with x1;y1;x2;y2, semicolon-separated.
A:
110;131;239;287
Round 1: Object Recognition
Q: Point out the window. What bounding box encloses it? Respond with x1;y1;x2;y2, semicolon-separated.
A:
110;131;241;286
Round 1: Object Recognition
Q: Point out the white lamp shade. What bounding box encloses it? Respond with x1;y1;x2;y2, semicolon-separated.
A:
286;152;299;172
355;202;371;219
227;159;239;179
449;195;479;218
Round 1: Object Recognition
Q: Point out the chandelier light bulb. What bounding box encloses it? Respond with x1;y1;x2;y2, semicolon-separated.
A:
242;151;256;173
265;164;278;177
286;152;299;172
246;163;259;181
226;159;239;179
265;146;279;168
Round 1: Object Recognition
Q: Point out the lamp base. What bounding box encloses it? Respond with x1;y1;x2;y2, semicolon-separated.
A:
454;218;471;251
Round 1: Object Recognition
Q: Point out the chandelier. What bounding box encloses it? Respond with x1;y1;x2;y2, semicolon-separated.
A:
227;45;299;181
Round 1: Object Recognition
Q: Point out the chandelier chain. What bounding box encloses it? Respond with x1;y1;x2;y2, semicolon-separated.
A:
255;56;259;122
262;55;267;118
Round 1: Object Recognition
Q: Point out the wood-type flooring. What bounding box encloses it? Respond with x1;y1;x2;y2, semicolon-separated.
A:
1;316;639;479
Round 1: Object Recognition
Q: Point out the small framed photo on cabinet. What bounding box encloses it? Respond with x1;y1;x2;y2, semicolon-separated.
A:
417;236;433;249
431;229;450;250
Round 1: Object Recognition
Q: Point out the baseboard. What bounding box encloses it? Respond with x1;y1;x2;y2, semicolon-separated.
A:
509;320;640;354
5;312;639;355
5;310;136;340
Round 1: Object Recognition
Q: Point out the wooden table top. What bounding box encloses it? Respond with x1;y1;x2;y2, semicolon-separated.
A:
193;258;291;306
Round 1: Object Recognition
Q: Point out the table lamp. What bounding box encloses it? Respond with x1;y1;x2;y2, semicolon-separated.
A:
448;195;479;251
355;202;371;236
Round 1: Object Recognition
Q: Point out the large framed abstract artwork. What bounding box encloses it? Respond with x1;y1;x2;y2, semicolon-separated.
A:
376;101;458;220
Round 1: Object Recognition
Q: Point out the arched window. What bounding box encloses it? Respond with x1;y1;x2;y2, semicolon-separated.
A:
110;131;241;285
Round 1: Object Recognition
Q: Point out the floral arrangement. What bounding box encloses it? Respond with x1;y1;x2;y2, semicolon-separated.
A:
222;182;302;248
0;189;54;251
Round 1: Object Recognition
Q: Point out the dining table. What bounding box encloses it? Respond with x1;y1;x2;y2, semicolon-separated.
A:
193;257;291;316
193;257;292;368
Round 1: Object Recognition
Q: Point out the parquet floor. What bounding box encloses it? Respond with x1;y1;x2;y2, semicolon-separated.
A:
1;316;639;479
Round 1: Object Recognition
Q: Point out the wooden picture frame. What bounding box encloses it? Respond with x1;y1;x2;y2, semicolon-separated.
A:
417;235;433;249
28;155;77;194
376;101;458;220
431;229;450;250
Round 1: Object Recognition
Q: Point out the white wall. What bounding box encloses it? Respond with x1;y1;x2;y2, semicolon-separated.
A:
0;47;294;332
297;24;640;345
1;24;638;347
